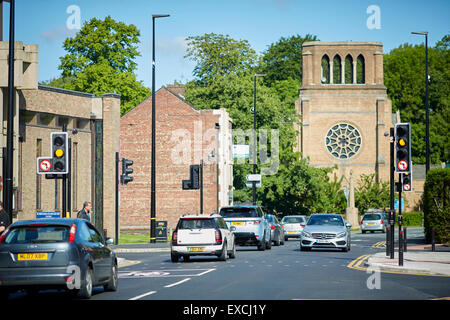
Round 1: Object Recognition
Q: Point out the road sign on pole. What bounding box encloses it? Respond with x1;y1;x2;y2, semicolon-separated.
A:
37;157;53;174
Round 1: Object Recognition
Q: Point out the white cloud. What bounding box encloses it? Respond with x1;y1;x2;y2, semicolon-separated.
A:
39;25;78;43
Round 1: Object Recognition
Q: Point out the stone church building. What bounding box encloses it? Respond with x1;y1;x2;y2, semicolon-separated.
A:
294;41;396;224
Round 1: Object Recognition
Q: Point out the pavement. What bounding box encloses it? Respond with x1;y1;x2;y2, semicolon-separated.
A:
365;241;450;277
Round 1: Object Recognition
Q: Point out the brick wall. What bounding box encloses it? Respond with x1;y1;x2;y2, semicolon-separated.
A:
119;87;223;232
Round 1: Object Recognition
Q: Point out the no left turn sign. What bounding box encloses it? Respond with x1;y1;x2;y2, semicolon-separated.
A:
398;160;408;171
403;184;411;191
39;159;52;172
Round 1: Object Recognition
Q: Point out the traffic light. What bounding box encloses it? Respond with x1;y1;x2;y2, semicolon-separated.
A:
51;132;68;174
394;123;411;174
190;165;200;189
401;173;412;192
121;158;134;185
182;165;200;190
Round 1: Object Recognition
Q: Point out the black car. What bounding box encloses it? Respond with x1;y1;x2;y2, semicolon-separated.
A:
0;218;118;299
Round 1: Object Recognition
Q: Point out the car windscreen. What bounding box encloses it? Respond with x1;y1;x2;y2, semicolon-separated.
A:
363;214;382;221
282;216;305;224
307;215;344;226
3;225;70;244
178;218;216;229
220;208;258;218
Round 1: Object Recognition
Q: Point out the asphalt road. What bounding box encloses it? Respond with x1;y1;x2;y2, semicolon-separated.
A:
8;228;450;301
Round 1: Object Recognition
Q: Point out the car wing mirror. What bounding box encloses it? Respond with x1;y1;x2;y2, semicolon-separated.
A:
105;238;114;245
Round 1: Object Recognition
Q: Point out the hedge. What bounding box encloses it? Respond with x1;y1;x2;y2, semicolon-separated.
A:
422;168;450;244
402;211;423;227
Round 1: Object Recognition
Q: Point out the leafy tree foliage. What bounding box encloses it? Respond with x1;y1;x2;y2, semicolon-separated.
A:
354;174;390;215
384;34;450;164
43;16;150;115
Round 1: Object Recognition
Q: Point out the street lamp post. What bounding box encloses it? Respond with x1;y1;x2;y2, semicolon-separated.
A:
5;0;14;223
150;14;169;243
252;74;265;205
411;31;429;174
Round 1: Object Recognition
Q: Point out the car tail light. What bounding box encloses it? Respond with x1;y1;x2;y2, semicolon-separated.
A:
360;219;363;225
172;231;178;244
270;225;275;230
0;228;9;243
253;220;262;225
280;224;284;228
68;224;77;243
215;230;222;245
380;219;384;225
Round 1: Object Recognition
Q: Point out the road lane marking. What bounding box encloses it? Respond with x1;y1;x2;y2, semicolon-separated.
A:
164;278;191;288
197;268;216;276
129;291;157;300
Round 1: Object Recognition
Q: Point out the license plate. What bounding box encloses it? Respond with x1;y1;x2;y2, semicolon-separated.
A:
231;221;244;226
188;247;205;252
18;253;48;261
288;231;297;234
368;223;375;225
316;240;329;244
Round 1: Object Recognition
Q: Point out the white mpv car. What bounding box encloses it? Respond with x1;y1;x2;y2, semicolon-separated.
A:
171;214;236;262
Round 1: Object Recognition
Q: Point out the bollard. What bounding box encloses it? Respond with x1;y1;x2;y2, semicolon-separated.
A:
431;227;435;252
386;226;390;256
404;227;407;252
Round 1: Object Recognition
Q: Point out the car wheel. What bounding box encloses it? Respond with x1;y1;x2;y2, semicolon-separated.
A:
300;245;310;252
228;241;236;259
183;255;190;262
77;268;93;299
218;241;227;261
284;237;288;241
257;237;266;251
362;230;366;234
274;233;281;246
104;262;118;292
171;252;179;262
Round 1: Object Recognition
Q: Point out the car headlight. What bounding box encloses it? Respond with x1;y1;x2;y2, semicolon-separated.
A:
301;231;312;238
336;232;346;238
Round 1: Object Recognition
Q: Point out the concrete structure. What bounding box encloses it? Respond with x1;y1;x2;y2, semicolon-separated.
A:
119;86;233;232
0;41;120;238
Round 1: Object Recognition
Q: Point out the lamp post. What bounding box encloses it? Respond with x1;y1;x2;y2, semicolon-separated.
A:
5;0;14;224
252;74;265;205
150;14;169;243
411;31;429;174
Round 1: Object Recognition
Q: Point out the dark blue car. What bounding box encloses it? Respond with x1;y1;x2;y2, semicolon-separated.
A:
0;218;118;299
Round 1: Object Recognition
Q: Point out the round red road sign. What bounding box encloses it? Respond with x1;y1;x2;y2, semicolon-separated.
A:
403;184;411;191
39;159;52;172
398;160;408;171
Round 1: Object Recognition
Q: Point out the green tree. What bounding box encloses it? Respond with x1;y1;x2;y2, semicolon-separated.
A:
259;34;318;85
185;33;258;85
384;34;450;164
59;16;141;76
354;174;390;215
43;16;150;115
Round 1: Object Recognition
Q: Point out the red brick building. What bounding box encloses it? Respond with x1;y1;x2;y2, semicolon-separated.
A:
119;86;233;232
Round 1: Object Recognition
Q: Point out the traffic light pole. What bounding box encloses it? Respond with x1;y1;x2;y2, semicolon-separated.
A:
62;125;67;218
115;152;119;245
389;128;395;259
398;174;404;266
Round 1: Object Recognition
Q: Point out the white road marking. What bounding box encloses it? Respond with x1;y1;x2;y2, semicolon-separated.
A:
197;268;216;276
164;278;191;288
129;291;157;300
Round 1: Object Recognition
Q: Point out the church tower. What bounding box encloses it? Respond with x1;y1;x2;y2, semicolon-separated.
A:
295;41;394;187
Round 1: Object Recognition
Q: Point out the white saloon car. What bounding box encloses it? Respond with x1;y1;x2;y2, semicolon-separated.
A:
171;214;236;262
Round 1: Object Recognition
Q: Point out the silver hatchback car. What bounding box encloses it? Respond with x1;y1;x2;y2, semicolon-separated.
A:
360;212;387;234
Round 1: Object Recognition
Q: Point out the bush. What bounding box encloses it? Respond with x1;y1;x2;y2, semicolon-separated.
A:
422;168;450;244
402;211;423;227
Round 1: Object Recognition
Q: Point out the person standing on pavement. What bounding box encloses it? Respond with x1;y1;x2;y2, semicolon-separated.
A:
77;201;92;222
0;201;11;235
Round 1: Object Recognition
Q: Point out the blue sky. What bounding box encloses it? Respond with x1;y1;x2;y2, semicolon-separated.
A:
2;0;449;89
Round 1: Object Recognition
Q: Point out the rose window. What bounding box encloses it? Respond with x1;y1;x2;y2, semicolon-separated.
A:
325;124;362;159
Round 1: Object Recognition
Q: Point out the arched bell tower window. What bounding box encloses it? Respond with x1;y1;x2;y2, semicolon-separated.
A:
345;55;353;84
321;55;330;84
333;55;342;84
356;54;365;84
